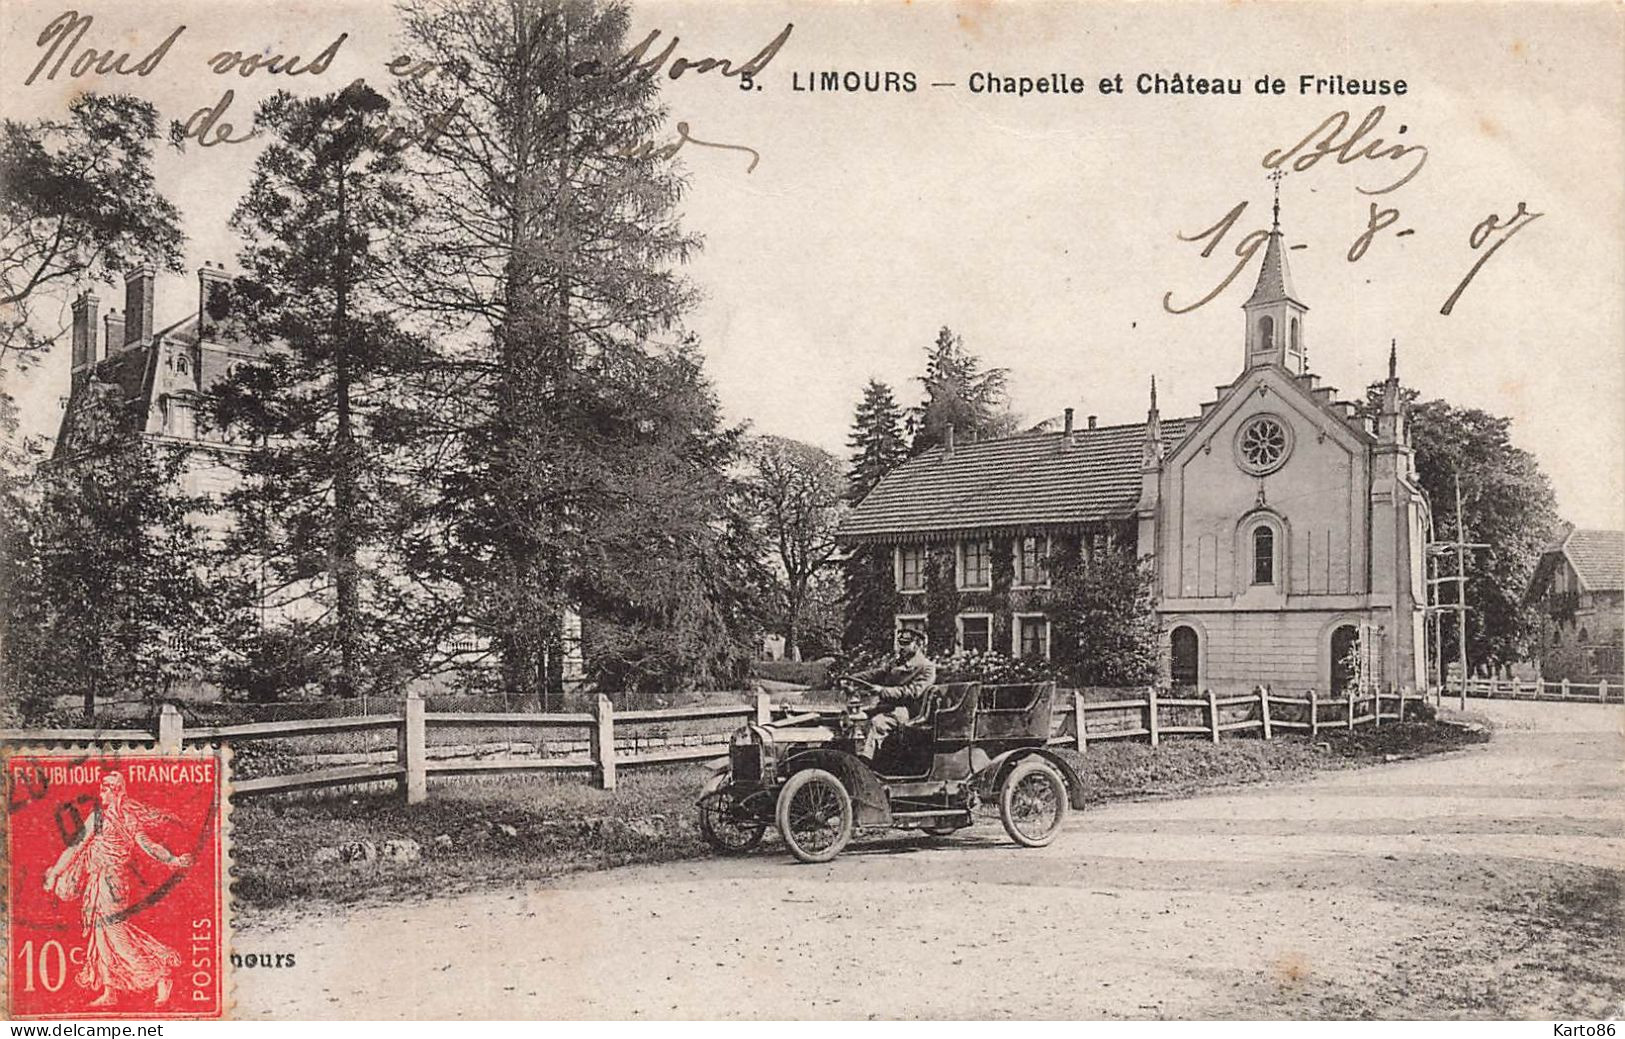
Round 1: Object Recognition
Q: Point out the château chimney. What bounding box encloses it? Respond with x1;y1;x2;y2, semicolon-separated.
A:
1063;408;1074;438
124;265;156;346
71;291;98;371
103;310;124;357
943;423;955;458
1087;415;1097;430
198;261;233;340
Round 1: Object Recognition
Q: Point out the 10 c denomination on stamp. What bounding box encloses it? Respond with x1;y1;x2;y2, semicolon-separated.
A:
6;749;228;1019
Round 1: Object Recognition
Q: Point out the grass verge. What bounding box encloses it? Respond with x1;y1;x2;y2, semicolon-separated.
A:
232;716;1485;914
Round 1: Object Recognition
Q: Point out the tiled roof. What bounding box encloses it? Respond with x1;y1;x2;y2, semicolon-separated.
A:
838;418;1194;541
1564;528;1625;591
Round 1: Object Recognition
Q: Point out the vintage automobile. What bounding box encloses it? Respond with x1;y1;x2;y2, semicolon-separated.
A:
697;680;1086;863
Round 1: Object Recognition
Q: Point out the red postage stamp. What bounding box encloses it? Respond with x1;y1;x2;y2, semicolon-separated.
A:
5;749;228;1020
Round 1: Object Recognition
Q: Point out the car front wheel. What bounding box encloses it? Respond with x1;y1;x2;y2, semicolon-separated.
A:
775;768;854;863
698;772;766;854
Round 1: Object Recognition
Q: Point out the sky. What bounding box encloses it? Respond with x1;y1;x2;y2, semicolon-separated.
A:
4;0;1622;528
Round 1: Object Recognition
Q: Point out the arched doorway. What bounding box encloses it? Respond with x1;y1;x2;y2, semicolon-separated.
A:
1170;626;1199;689
1331;625;1361;695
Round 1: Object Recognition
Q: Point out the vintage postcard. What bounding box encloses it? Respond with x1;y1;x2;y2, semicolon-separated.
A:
0;0;1621;1024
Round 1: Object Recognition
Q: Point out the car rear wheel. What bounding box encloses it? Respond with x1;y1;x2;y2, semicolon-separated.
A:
998;758;1068;847
776;768;854;863
698;772;766;853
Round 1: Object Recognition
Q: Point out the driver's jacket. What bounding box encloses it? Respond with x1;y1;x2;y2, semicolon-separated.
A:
854;653;938;713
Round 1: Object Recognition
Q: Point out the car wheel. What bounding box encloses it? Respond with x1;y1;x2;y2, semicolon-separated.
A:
698;773;766;854
998;758;1068;847
775;768;854;863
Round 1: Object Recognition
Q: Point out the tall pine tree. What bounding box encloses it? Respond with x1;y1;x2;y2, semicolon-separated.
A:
910;326;1016;454
391;0;757;700
845;378;907;505
211;84;431;699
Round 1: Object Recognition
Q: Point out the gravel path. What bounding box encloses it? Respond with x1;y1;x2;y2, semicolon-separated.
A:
233;700;1624;1019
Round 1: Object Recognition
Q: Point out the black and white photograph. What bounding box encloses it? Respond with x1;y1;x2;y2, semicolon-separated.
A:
1;0;1621;1024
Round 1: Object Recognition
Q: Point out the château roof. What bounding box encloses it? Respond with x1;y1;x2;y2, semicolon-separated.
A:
838;418;1195;543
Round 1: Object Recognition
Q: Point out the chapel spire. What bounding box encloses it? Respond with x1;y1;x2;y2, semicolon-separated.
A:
1242;172;1309;374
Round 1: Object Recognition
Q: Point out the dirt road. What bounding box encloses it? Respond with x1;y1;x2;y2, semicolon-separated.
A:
234;700;1624;1019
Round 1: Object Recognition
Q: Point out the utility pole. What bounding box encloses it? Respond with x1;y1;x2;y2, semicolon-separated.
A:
1425;473;1489;709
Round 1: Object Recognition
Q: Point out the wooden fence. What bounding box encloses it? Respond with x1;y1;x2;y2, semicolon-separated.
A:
1449;676;1621;704
2;685;1432;804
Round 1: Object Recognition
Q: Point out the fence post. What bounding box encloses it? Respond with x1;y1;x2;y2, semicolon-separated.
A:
1560;678;1570;701
399;692;426;805
1258;684;1273;740
1397;687;1406;723
1347;687;1356;731
1487;676;1497;699
157;703;183;752
1600;679;1610;704
1206;689;1220;743
1146;686;1160;747
591;694;617;790
754;690;772;726
1074;690;1088;754
1309;689;1319;738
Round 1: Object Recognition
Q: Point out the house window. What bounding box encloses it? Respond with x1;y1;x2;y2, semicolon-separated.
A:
958;539;991;590
1014;614;1050;660
1015;536;1050;588
895;615;927;650
1252;526;1275;585
957;614;992;654
896;546;925;592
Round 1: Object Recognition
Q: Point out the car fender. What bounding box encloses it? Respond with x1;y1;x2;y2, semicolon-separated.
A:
780;748;892;826
974;747;1087;811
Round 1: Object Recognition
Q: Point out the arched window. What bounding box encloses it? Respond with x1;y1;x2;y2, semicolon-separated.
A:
1257;315;1275;351
1331;625;1361;695
1252;525;1275;585
1170;626;1199;688
1290;317;1300;353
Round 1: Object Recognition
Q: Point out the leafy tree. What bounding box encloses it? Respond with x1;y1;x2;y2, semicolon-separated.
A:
210;84;430;699
0;94;183;370
1048;547;1160;687
845;378;907;505
743;435;844;661
910;326;1017;454
390;0;749;702
1368;388;1561;675
3;395;219;721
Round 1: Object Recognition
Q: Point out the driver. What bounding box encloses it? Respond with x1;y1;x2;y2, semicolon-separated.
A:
849;628;937;760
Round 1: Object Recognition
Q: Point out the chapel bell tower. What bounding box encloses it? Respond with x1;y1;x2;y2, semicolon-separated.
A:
1242;177;1309;374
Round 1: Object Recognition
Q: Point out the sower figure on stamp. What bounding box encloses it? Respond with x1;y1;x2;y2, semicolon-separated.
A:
43;772;193;1007
844;628;938;760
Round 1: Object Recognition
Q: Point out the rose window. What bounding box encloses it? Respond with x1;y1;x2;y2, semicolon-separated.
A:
1236;416;1290;475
